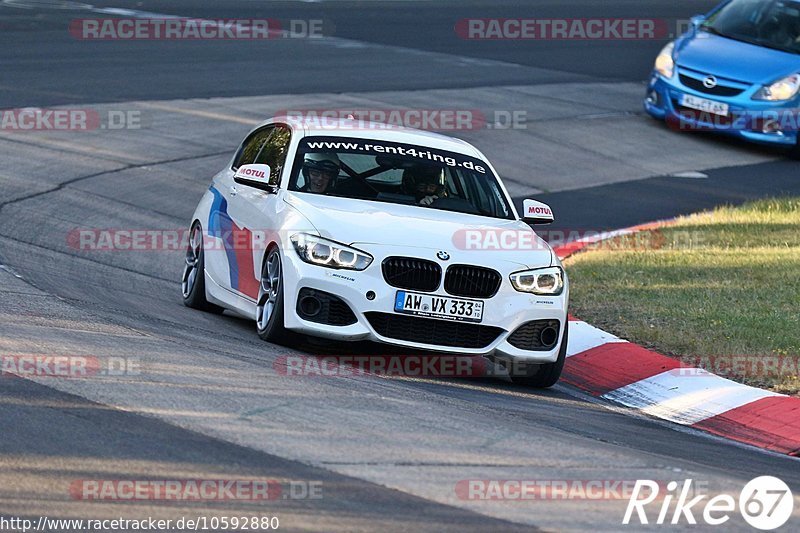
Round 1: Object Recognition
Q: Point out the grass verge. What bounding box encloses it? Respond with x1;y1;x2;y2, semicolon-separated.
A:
564;197;800;395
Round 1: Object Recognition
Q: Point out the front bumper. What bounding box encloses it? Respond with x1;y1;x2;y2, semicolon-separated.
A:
280;244;569;364
644;71;799;146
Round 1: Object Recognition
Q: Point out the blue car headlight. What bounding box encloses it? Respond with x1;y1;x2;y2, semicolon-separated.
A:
654;42;675;79
753;74;800;101
290;233;373;271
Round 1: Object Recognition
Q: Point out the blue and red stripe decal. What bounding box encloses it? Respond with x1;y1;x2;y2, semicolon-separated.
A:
207;187;260;299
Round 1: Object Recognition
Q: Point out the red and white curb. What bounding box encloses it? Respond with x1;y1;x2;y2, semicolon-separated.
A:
554;224;800;457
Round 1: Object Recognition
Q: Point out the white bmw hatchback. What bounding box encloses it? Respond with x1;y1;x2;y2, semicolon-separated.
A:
183;117;569;387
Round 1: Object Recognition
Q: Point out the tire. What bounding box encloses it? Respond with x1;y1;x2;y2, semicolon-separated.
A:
256;246;290;343
789;137;800;160
182;222;224;314
510;321;569;388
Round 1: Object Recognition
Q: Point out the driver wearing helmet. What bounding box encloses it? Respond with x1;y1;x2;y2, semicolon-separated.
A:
402;165;446;206
301;152;340;193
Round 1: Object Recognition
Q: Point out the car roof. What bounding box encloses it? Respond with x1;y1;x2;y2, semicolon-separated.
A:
260;116;484;158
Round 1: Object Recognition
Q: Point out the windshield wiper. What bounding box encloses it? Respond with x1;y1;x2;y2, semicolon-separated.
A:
701;25;759;47
700;25;727;37
749;39;799;54
701;24;798;53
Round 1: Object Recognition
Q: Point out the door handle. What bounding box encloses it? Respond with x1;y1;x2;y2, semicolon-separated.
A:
229;185;238;196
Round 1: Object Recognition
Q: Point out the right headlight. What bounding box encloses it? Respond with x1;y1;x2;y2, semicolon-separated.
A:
510;266;564;296
753;73;800;101
290;233;373;271
655;41;675;79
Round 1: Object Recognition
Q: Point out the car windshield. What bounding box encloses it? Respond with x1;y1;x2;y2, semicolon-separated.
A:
288;136;515;220
702;0;800;54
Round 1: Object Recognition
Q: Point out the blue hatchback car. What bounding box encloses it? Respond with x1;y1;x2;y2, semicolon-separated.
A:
645;0;800;156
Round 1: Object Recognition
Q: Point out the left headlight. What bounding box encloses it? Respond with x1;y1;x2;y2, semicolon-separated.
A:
654;41;675;79
509;266;564;295
290;233;373;271
753;73;800;101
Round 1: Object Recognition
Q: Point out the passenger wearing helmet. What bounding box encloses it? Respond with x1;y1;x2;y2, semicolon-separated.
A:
301;152;340;193
402;165;446;206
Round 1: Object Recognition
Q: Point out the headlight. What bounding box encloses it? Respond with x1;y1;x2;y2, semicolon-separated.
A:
290;233;373;271
753;74;800;101
510;266;564;295
655;42;675;78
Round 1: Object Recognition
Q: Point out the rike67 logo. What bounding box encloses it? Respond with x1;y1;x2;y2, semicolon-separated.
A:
624;477;794;530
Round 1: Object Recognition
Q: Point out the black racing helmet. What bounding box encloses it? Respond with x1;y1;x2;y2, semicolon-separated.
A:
401;165;445;200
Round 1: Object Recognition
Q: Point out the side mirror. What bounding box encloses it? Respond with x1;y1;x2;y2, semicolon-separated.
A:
233;164;275;192
690;15;705;29
521;199;554;225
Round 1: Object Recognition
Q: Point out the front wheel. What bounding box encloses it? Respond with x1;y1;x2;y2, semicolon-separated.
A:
509;321;568;388
789;137;800;160
256;247;290;343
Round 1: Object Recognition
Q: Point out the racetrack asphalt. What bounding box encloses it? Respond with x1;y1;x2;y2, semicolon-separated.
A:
1;1;799;531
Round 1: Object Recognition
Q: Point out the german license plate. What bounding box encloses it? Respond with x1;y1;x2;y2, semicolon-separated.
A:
394;291;483;323
680;94;729;116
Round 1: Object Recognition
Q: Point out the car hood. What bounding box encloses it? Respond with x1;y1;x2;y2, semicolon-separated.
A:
676;32;800;84
284;192;553;269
